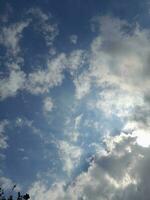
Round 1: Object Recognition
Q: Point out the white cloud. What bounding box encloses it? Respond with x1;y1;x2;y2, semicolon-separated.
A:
27;7;58;47
91;89;144;118
0;7;86;100
57;140;83;175
0;176;21;192
0;21;29;57
1;13;150;106
22;156;29;160
69;35;78;44
74;114;83;129
18;148;25;152
123;121;150;148
67;50;85;75
26;53;66;94
74;71;91;99
0;10;150;200
43;97;54;113
0;69;26;100
64;114;83;143
0;8;61;100
14;117;45;141
0;177;14;190
72;15;150;130
0;49;85;99
0;120;9;149
69;131;80;143
29;181;66;200
90;16;150;93
25;50;85;95
80;17;150;92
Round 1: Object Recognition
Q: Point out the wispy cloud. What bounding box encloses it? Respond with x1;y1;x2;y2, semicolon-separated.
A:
0;120;9;149
69;35;78;44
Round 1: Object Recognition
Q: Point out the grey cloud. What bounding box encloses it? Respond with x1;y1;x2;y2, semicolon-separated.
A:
29;133;150;200
74;16;150;101
69;135;150;200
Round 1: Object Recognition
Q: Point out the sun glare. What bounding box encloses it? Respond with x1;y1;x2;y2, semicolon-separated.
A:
135;130;150;148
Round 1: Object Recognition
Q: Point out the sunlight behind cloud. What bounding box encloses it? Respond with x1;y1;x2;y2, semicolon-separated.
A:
135;130;150;148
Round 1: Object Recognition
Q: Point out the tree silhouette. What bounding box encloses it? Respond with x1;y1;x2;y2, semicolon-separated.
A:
0;187;30;200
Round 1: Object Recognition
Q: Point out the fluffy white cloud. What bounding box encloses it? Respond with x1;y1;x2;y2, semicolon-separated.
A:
26;53;66;94
0;21;29;56
43;97;54;113
26;50;85;95
0;53;66;99
0;7;61;100
0;69;26;99
0;49;85;99
0;5;87;100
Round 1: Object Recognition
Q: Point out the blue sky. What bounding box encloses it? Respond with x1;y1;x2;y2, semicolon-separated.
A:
1;0;150;199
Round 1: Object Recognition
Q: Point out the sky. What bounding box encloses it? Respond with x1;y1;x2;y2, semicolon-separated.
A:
1;0;150;199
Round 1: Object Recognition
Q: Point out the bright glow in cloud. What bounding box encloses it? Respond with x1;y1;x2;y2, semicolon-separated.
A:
136;130;150;147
